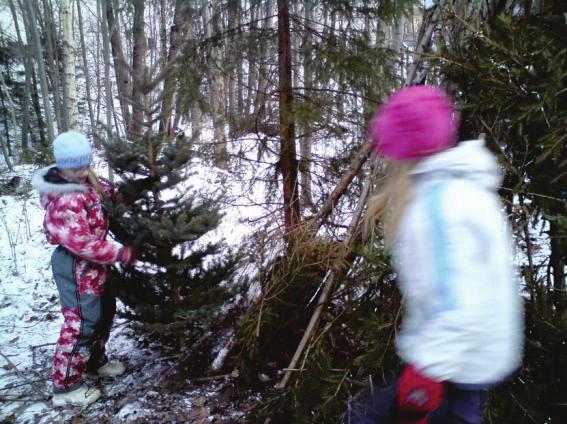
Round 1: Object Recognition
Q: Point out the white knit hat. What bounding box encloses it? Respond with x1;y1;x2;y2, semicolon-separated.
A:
53;131;92;169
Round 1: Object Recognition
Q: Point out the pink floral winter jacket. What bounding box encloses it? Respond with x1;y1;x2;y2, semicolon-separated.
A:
32;166;124;295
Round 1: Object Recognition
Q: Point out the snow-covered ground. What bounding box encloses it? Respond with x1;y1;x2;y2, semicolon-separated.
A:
0;156;264;423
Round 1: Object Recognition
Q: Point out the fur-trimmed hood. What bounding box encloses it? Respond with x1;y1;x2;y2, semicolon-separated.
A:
31;165;89;195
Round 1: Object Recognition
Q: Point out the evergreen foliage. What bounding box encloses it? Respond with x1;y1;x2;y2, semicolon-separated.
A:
234;238;402;422
104;132;240;334
439;3;567;421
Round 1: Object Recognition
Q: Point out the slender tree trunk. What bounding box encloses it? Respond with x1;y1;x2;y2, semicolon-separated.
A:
299;0;314;211
106;0;131;131
202;0;227;168
226;2;236;135
101;0;114;181
77;0;97;144
0;69;14;169
159;0;168;65
62;0;79;129
30;67;47;145
0;133;13;170
95;0;102;126
9;0;31;149
42;0;65;132
277;0;300;243
0;88;12;158
186;17;202;142
22;0;55;142
131;0;146;138
550;220;567;320
254;0;272;120
159;0;188;136
0;68;21;156
245;3;258;117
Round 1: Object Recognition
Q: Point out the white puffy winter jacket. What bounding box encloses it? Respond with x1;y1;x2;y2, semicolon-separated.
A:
393;139;523;386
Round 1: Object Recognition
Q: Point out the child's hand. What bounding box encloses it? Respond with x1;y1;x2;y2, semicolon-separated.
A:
395;364;445;422
118;246;138;267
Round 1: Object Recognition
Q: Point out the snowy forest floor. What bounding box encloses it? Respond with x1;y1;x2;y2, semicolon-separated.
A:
0;164;251;423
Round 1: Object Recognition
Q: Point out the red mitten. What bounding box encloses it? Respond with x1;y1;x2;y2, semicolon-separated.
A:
118;246;138;267
394;364;445;424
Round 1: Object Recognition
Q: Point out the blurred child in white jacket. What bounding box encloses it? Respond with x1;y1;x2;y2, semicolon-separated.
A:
364;85;523;424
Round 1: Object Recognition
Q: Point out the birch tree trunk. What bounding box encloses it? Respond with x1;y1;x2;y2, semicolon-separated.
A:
277;0;300;244
62;0;78;129
77;0;97;144
22;0;55;142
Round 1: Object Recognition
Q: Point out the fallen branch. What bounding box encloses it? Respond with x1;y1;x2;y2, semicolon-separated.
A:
305;142;373;235
276;158;377;390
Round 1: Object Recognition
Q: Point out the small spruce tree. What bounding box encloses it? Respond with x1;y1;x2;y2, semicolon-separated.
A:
103;132;239;334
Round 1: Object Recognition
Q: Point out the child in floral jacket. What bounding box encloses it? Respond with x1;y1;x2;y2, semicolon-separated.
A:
32;131;137;406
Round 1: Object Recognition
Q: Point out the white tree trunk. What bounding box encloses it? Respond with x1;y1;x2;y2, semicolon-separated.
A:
62;0;79;130
77;0;97;144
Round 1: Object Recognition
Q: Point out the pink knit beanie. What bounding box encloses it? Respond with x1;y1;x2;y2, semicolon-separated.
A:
368;85;458;160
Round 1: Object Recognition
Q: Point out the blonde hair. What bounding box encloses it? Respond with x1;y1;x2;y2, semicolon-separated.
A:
364;160;416;249
86;168;107;197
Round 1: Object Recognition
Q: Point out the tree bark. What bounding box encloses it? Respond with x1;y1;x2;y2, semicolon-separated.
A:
8;0;31;149
77;0;98;144
159;0;188;136
245;2;258;117
550;220;567;320
277;0;300;244
227;0;240;136
100;0;114;181
0;68;14;169
30;66;47;145
299;0;314;211
130;0;147;138
22;0;55;142
106;0;131;131
42;0;65;132
254;0;272;120
62;0;79;129
202;0;227;168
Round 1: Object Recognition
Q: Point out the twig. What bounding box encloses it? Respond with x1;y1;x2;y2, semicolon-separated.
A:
276;158;375;390
30;342;57;350
190;372;237;383
0;378;47;391
0;349;23;378
0;396;50;402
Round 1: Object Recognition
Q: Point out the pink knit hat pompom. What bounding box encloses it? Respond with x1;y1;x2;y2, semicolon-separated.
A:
368;85;458;160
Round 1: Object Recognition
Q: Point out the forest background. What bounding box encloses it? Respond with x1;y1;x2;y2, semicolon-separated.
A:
0;0;565;422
